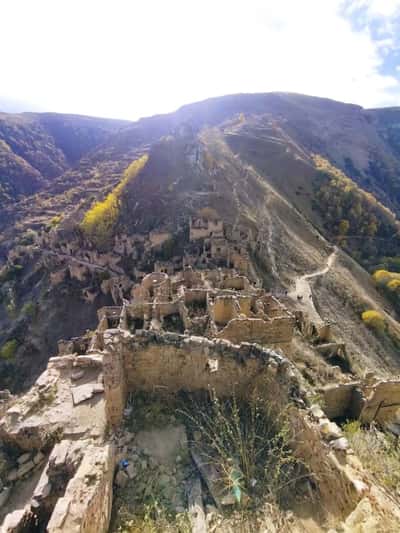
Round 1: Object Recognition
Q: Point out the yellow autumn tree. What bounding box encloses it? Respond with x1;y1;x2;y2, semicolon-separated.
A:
373;269;393;286
373;269;400;286
387;279;400;292
361;310;386;333
80;155;148;247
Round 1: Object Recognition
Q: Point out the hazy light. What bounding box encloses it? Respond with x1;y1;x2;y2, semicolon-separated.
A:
1;0;399;119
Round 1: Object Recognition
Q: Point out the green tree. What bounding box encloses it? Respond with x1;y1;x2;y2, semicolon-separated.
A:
0;339;18;360
338;219;350;235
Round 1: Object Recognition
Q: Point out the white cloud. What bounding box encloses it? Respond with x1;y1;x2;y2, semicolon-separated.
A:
0;0;399;118
348;0;400;17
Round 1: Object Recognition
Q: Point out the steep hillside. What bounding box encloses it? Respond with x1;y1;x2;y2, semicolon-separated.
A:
0;111;130;205
3;94;400;532
1;93;400;392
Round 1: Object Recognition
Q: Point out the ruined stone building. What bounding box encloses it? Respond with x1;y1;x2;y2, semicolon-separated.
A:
2;214;400;532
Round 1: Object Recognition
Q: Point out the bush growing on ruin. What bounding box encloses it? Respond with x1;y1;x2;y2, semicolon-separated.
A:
361;310;386;333
343;421;400;494
80;154;148;248
180;393;306;506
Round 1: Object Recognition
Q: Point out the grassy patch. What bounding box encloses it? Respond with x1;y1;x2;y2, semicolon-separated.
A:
116;501;191;533
180;393;306;507
343;421;400;494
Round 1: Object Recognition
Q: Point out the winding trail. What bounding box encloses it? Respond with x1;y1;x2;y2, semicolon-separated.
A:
43;249;123;276
289;247;338;323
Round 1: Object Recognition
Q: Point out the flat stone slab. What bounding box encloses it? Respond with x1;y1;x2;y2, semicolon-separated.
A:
71;383;103;405
17;452;31;465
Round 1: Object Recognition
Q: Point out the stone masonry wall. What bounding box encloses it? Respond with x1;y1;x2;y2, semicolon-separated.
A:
359;380;400;424
47;444;114;533
216;316;295;347
102;329;300;427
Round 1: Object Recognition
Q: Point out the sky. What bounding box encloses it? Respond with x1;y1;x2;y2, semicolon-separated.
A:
1;0;400;120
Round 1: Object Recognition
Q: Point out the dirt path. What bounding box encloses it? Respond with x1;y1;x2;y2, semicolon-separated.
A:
289;247;338;323
44;249;122;276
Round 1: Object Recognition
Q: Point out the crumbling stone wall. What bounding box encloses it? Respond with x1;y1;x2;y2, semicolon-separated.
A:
212;295;241;325
359;379;400;424
322;383;361;420
47;444;114;533
103;331;127;427
216;316;295;347
102;329;297;427
189;216;223;240
291;412;368;519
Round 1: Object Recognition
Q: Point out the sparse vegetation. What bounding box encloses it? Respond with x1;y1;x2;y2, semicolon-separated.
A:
180;393;306;507
343;421;400;495
0;262;23;283
116;501;191;533
21;300;37;319
49;214;62;228
80;155;148;248
18;228;37;245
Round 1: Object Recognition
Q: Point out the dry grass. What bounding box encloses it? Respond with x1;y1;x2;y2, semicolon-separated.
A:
180;392;307;507
117;502;191;533
343;421;400;496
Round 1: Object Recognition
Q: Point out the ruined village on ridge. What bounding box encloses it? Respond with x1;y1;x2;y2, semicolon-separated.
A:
1;209;400;532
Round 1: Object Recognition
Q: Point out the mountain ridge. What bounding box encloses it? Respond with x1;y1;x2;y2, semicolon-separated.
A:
2;92;400;390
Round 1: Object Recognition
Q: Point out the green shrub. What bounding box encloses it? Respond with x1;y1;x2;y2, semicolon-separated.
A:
22;301;37;318
19;229;37;246
0;263;23;283
0;339;18;360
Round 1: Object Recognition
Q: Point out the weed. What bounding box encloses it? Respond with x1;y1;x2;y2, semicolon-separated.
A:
343;421;400;495
179;392;306;507
117;500;191;533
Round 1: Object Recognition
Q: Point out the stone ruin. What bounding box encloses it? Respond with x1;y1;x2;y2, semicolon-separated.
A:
33;209;256;307
3;213;400;531
121;267;295;349
2;265;400;531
